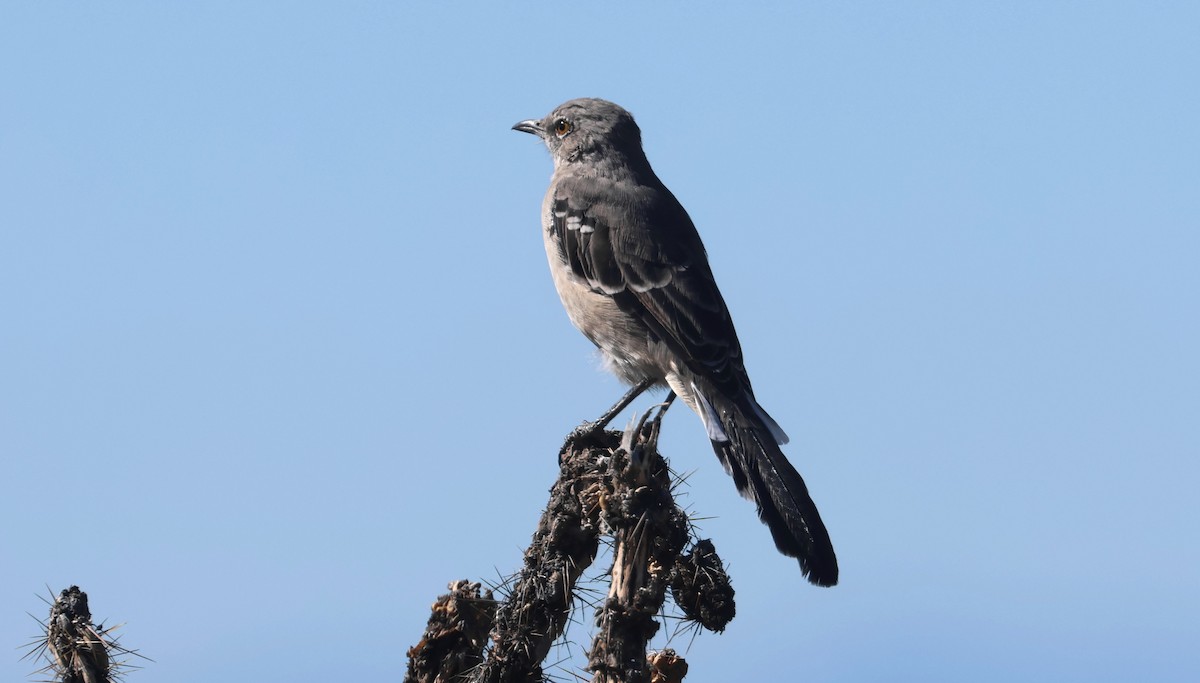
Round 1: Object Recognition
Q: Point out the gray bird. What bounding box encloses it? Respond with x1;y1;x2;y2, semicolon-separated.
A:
513;98;838;587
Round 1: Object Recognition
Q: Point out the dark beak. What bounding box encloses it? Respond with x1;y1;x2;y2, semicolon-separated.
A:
512;119;543;136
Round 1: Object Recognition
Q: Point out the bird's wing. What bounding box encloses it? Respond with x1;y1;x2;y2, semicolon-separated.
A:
552;175;750;401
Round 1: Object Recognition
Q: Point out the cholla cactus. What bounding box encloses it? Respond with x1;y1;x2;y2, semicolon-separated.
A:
26;586;143;683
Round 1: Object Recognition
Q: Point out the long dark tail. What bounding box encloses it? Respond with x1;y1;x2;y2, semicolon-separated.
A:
710;398;839;587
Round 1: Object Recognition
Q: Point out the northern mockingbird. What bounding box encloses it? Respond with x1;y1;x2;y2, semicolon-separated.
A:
513;98;838;587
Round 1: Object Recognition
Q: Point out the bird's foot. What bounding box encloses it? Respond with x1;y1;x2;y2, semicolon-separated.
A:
621;392;677;465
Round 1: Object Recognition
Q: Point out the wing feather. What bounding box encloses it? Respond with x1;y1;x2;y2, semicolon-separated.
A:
551;178;750;401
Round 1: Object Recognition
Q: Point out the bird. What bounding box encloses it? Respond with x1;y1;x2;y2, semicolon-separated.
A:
513;98;838;587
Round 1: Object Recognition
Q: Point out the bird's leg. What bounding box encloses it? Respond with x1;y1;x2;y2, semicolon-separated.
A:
591;377;656;432
565;378;656;455
640;392;676;451
651;392;677;427
619;391;678;476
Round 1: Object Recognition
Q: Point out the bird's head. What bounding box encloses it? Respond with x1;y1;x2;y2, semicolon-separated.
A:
513;98;645;169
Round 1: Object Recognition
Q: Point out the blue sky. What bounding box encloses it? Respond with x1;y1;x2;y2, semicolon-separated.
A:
2;3;1197;681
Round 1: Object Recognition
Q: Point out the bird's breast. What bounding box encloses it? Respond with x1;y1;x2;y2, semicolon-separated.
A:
540;201;668;386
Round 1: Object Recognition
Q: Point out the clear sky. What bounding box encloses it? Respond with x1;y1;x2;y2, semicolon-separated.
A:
2;3;1197;682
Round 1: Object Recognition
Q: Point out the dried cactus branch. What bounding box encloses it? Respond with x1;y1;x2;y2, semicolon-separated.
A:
407;417;734;683
33;586;143;683
588;413;689;683
471;428;621;683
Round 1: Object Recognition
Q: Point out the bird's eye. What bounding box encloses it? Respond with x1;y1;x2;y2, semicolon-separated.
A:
554;119;572;137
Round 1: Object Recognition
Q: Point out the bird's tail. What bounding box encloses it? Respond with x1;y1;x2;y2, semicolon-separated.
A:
709;396;839;587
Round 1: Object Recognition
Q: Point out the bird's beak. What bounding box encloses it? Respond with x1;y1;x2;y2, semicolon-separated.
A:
512;119;543;137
